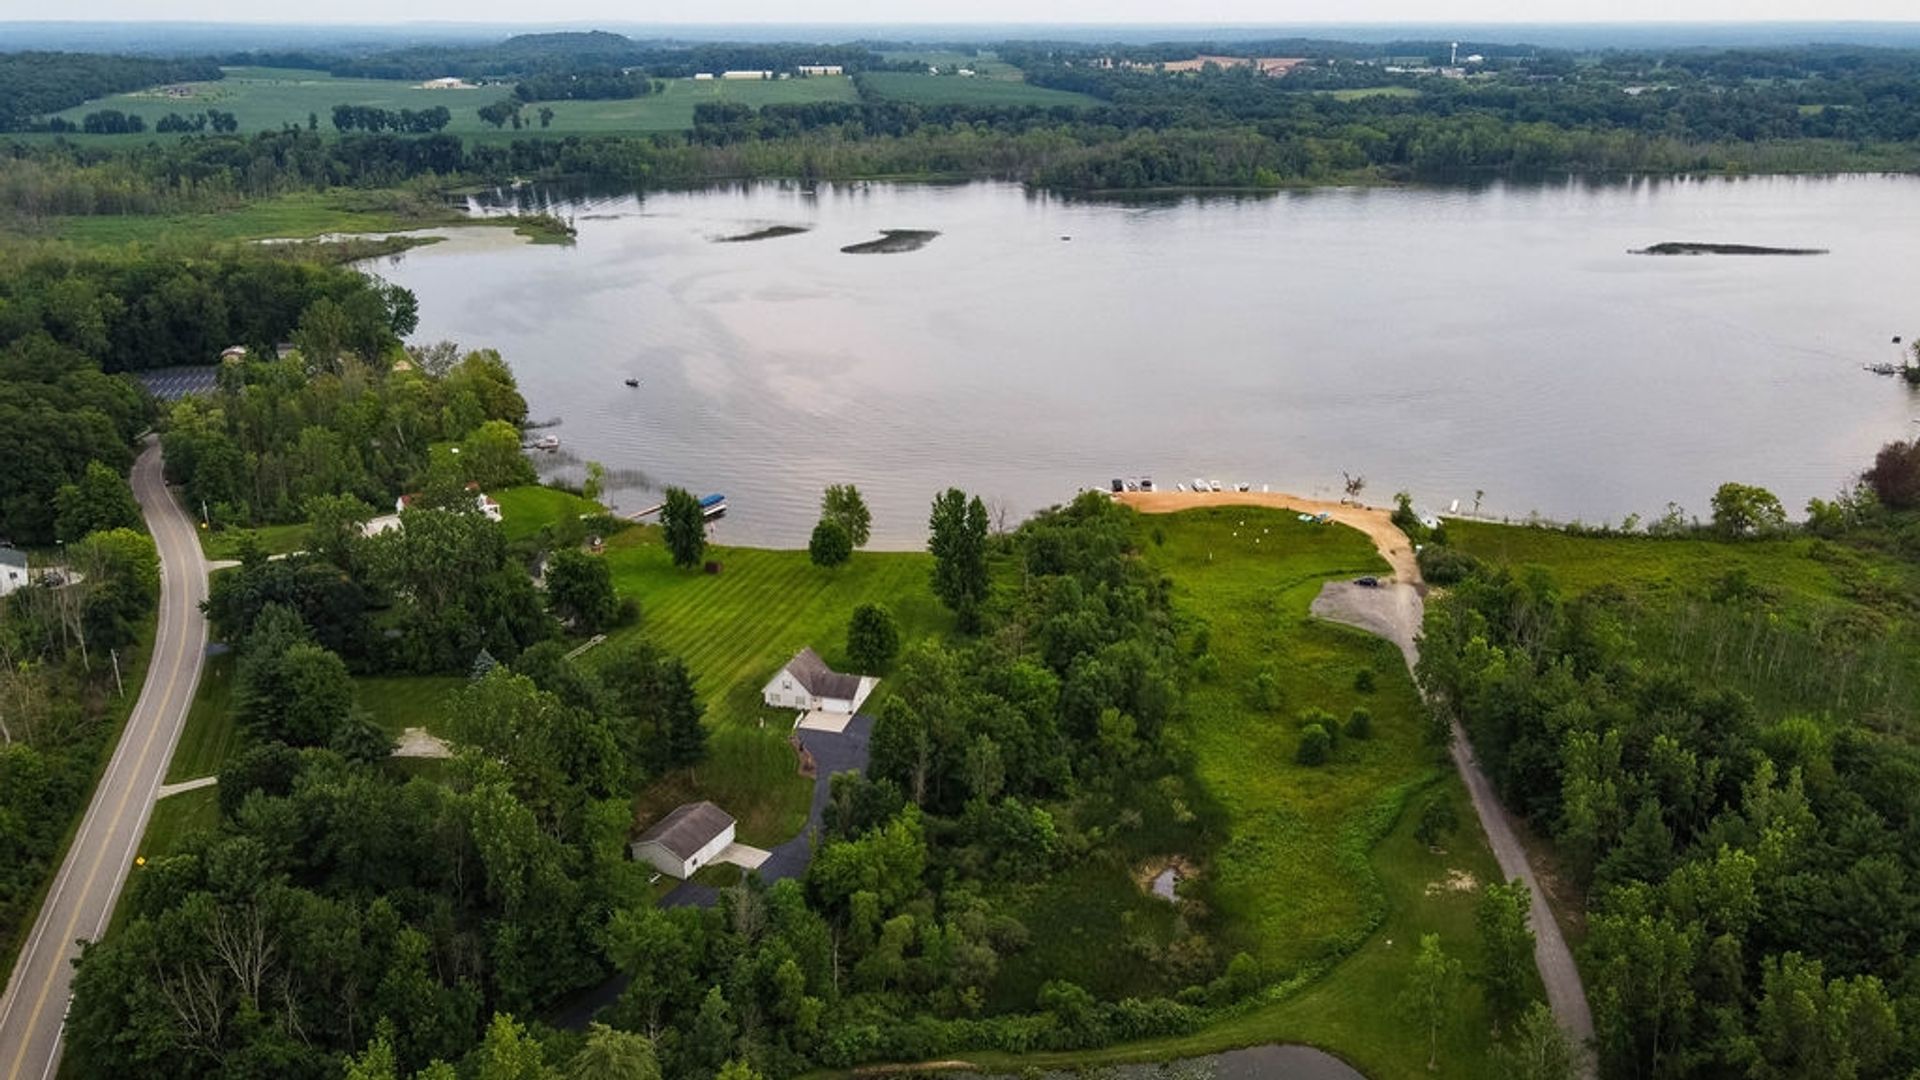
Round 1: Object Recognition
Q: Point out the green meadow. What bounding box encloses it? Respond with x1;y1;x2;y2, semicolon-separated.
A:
47;66;860;141
859;71;1102;107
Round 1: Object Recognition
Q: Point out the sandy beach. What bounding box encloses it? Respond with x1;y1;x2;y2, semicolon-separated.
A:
1116;490;1422;584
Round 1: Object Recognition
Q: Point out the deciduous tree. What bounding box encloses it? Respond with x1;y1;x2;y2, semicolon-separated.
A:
660;487;706;569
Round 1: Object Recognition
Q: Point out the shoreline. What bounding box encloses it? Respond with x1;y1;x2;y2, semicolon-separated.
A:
1117;490;1421;584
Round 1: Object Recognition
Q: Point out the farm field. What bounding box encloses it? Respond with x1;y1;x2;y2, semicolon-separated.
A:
858;71;1102;107
46;65;860;140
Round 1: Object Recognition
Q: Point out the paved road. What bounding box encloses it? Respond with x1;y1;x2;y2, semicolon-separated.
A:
0;439;210;1080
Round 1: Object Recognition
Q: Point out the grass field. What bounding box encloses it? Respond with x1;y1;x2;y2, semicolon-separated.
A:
492;484;603;543
198;521;308;561
963;774;1508;1080
45;66;860;142
49;190;470;248
858;72;1102;108
354;675;466;739
164;651;236;782
954;505;1510;1078
137;787;220;863
598;525;950;846
1324;86;1424;100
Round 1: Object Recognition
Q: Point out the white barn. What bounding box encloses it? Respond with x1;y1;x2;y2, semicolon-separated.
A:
0;547;29;598
630;801;736;880
763;647;875;715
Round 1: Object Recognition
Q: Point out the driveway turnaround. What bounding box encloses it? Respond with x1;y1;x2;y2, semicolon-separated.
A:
0;440;210;1080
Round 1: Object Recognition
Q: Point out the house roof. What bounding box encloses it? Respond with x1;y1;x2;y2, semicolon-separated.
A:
0;547;27;569
634;801;734;862
784;647;863;701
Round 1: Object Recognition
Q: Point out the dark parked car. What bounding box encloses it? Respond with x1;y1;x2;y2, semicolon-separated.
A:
1354;576;1380;588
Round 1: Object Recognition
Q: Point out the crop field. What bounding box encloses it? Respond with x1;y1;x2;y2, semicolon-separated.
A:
598;525;950;845
858;71;1102;108
46;65;860;141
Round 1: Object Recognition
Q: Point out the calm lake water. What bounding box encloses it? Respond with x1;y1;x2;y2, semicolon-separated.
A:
367;175;1920;548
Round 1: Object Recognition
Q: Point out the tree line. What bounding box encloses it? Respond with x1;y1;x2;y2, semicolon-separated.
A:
0;51;222;132
1415;443;1920;1078
331;103;452;134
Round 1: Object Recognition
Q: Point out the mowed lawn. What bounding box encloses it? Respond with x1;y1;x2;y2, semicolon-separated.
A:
492;484;603;543
596;525;949;846
48;66;860;141
859;71;1101;107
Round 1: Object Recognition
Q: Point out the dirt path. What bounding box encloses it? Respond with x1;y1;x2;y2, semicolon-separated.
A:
1118;491;1420;582
1126;490;1595;1068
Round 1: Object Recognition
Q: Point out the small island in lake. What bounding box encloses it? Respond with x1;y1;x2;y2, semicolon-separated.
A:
716;224;811;243
841;229;941;254
1633;241;1828;256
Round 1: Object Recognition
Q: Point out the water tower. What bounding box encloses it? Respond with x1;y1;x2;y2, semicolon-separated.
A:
1450;42;1459;66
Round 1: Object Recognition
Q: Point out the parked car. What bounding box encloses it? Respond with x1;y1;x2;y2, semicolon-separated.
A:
1111;478;1125;493
1354;576;1381;588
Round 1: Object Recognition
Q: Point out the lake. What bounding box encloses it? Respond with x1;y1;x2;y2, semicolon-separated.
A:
366;175;1920;549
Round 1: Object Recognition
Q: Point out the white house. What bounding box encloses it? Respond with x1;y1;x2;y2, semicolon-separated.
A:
0;547;29;599
763;647;875;714
395;484;502;522
797;64;844;76
630;801;736;879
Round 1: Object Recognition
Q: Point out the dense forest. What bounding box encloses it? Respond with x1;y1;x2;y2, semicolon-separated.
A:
0;52;223;132
0;249;417;546
1416;455;1920;1077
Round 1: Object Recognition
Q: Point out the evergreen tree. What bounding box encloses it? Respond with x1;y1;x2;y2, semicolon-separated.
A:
661;658;708;769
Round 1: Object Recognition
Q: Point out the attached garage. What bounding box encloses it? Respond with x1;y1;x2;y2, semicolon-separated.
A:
762;647;875;714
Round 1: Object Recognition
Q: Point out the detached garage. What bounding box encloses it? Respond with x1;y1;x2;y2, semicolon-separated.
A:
630;801;736;880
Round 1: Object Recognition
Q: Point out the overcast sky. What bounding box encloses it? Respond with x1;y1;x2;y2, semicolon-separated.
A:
24;0;1920;23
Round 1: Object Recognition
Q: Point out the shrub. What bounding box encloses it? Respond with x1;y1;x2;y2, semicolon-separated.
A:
1299;706;1339;749
1415;794;1459;849
1296;723;1331;765
1353;667;1376;693
1417;544;1484;585
1345;706;1373;739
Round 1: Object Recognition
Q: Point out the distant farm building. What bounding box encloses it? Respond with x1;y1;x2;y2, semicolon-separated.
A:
721;70;774;80
0;547;29;598
692;72;716;80
219;345;248;362
631;801;736;879
797;64;844;76
1155;55;1306;76
419;77;476;90
763;647;876;715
